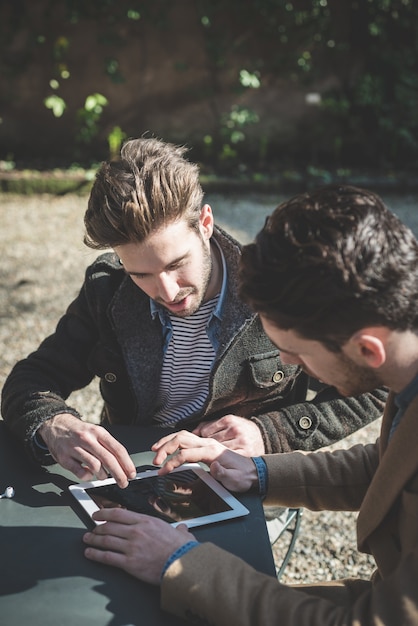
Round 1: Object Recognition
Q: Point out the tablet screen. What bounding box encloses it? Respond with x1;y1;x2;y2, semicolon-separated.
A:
86;468;230;523
69;464;249;528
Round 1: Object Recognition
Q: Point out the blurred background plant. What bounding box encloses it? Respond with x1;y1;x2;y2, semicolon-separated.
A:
0;0;417;179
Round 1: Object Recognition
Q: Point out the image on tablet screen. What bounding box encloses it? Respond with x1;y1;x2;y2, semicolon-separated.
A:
85;469;232;523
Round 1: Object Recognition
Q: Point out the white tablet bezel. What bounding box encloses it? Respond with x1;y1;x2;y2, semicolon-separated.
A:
69;463;249;528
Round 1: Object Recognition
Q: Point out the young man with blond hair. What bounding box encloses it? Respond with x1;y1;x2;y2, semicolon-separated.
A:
2;142;384;490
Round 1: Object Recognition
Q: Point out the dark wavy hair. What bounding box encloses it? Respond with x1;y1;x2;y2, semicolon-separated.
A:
240;185;418;351
84;137;204;249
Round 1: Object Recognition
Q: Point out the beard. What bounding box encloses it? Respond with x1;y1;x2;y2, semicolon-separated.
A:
159;238;213;318
330;351;383;397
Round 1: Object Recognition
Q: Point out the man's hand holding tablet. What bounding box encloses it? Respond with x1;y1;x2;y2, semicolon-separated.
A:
82;432;259;585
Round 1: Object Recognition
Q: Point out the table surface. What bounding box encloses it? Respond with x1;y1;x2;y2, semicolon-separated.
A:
0;422;276;626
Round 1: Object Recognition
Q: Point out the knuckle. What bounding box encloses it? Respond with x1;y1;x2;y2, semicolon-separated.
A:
101;535;115;549
128;527;143;541
101;550;116;565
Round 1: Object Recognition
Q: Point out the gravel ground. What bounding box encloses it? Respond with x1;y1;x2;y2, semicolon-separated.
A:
1;189;418;585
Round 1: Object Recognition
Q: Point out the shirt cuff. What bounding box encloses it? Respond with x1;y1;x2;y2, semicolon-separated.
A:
161;540;200;580
31;428;54;464
252;456;268;496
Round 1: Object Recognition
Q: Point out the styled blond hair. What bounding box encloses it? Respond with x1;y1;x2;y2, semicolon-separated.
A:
84;137;204;249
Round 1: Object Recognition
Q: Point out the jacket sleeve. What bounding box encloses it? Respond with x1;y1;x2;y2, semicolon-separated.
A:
262;441;380;512
252;381;388;454
1;269;101;462
162;442;418;625
161;541;418;626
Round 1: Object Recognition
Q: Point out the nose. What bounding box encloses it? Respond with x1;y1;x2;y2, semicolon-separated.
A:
155;272;179;302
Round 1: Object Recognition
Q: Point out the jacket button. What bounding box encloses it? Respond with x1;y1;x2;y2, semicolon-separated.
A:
299;416;312;430
272;370;284;383
104;372;117;383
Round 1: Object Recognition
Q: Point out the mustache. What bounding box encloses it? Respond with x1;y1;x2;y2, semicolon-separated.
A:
155;288;195;305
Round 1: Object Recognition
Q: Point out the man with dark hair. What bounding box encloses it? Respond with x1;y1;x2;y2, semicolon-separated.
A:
83;185;418;625
2;144;384;487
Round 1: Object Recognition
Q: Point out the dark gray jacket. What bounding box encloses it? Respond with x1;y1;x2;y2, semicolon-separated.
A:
1;227;387;463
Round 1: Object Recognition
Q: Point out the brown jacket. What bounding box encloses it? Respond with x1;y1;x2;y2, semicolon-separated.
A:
161;392;418;625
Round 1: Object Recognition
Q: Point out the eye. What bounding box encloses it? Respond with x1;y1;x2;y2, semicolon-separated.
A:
168;258;186;271
130;273;147;280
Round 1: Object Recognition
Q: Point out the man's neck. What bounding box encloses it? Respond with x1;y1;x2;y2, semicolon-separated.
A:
204;239;223;302
382;330;418;393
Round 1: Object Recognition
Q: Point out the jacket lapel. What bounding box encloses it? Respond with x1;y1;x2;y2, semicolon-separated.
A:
211;226;255;358
110;277;164;422
357;392;418;546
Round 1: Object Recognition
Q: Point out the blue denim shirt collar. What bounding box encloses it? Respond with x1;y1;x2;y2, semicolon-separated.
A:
389;370;418;439
394;370;418;411
149;238;227;352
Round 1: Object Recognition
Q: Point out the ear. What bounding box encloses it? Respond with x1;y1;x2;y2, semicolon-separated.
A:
199;204;214;241
349;329;387;368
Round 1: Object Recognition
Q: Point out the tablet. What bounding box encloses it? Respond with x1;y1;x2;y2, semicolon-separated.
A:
68;463;249;528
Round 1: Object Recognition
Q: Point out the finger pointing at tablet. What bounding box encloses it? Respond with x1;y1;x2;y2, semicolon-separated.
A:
152;431;226;469
151;431;259;493
38;413;136;487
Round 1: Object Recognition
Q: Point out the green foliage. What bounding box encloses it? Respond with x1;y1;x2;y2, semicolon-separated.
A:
44;95;67;118
2;0;418;170
239;70;261;89
108;126;127;160
76;93;109;145
222;105;260;145
314;0;418;168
